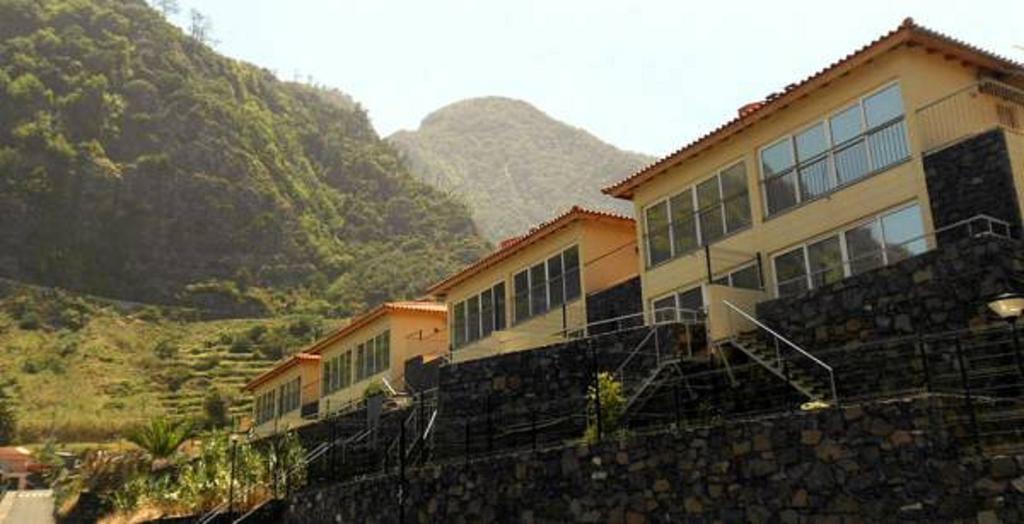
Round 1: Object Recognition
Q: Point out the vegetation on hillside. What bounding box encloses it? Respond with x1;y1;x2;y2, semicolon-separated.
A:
389;97;653;241
48;427;305;521
0;282;343;442
0;0;488;317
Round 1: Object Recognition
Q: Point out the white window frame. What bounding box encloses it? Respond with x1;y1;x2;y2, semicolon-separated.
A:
451;279;506;350
642;158;750;268
710;262;763;290
758;80;908;217
771;201;924;297
512;244;582;325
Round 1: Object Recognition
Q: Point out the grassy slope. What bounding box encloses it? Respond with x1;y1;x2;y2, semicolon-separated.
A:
0;283;343;443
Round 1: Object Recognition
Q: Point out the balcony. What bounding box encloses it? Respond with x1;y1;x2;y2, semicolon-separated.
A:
917;79;1024;155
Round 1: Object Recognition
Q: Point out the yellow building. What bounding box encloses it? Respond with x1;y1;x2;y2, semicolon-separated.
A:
308;302;447;415
243;353;321;437
243;302;447;437
602;19;1024;342
426;206;639;363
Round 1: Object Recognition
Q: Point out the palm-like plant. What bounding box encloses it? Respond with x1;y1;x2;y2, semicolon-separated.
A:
126;418;193;459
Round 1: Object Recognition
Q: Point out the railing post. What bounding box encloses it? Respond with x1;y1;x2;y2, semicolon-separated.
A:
531;410;538;452
399;419;406;524
954;337;981;452
464;421;471;467
591;342;603;441
917;333;932;393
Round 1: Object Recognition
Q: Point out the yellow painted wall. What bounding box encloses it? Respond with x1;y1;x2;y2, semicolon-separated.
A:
631;45;989;325
317;311;447;415
445;218;637;363
250;361;318;437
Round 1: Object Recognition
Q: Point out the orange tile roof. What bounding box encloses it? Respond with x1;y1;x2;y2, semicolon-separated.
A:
602;18;1024;200
243;352;320;391
425;206;634;296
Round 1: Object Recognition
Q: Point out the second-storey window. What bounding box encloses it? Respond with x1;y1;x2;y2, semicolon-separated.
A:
322;350;353;396
761;83;910;216
513;246;581;324
644;162;751;267
278;377;300;415
354;331;391;381
451;282;507;350
255;389;276;424
773;203;926;297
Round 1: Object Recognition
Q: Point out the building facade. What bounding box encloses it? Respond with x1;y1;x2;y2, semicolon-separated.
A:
603;19;1024;342
427;207;639;363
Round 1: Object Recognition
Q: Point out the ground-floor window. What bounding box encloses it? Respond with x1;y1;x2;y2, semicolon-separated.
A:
451;282;507;350
773;203;926;297
652;287;704;323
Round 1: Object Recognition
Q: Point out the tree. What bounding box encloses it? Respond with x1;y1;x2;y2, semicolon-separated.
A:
151;0;179;17
0;387;16;445
202;390;231;429
188;9;216;46
126;418;192;459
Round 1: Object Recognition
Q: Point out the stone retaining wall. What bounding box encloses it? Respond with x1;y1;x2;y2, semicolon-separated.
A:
283;395;1024;523
924;129;1021;238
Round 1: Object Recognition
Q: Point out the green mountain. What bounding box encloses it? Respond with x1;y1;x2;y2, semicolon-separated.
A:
0;0;488;318
388;97;654;241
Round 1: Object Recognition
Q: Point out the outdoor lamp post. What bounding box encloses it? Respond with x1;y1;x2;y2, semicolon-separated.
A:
987;292;1024;379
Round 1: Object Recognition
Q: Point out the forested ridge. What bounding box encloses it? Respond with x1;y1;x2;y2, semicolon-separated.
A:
0;0;489;318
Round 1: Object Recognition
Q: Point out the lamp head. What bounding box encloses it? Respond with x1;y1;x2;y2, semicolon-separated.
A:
987;292;1024;321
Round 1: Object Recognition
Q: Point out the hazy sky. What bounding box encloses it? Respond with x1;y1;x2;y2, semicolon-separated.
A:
167;1;1023;157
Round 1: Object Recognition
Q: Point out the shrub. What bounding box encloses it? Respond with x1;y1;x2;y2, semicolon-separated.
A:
202;390;231;429
153;339;178;359
0;387;16;445
584;372;626;443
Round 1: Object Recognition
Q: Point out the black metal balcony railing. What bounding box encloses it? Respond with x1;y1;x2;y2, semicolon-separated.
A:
917;78;1024;154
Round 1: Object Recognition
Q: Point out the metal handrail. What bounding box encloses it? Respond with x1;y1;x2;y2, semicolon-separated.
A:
722;299;838;405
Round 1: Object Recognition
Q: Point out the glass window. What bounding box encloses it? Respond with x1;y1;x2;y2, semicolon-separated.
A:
765;171;799;215
799;155;832;200
645;201;671;266
355;344;365;381
563;246;581;301
845;220;885;275
480;288;494;338
775;248;809;297
453;301;466;348
829;105;862;144
697;177;724;244
467;295;481;343
720;163;751;233
762;84;908;216
880;205;926;264
529;262;547;316
834;140;869;185
796;123;828;161
652;295;677;323
493;282;507;330
807;236;844;288
669;190;698;254
730;265;761;290
547;254;564;308
376;332;390;374
761;139;795;177
678;288;704;312
867;120;909;171
864;85;904;128
513;271;530;324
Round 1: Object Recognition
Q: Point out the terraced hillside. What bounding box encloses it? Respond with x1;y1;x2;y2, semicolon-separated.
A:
0;282;343;443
